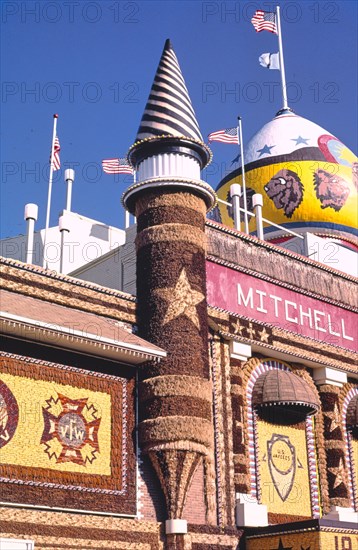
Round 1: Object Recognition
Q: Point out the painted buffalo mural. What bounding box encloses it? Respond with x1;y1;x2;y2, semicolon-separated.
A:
264;169;304;218
314;169;350;211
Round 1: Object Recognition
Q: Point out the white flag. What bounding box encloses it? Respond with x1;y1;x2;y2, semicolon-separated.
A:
259;52;280;70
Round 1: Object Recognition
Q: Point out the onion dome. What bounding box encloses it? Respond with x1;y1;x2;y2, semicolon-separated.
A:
215;110;358;246
252;369;320;423
127;39;211;170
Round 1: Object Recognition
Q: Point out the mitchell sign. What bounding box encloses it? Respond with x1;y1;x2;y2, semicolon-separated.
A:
206;261;357;353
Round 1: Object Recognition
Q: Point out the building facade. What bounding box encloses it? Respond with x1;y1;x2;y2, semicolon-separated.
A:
0;40;357;550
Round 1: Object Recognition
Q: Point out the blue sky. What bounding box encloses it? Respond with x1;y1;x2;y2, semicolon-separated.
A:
1;0;357;238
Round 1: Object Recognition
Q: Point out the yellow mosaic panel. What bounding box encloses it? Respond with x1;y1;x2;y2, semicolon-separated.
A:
246;531;357;550
0;372;111;475
246;532;319;550
257;419;312;516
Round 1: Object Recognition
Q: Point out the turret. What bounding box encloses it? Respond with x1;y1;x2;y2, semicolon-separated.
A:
122;39;217;538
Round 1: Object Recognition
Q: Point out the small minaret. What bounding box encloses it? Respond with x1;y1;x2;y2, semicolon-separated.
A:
123;40;216;534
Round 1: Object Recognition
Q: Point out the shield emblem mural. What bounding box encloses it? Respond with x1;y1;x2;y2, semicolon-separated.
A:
0;380;19;448
267;433;296;501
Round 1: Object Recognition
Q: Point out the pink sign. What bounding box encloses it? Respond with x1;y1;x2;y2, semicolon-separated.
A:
206;260;357;353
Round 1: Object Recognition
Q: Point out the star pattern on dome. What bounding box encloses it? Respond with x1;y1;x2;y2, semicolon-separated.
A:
154;268;204;329
291;135;309;145
257;144;275;157
329;457;345;489
231;153;241;165
327;402;340;432
270;538;293;550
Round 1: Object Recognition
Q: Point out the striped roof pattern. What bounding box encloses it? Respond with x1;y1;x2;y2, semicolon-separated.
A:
136;39;203;142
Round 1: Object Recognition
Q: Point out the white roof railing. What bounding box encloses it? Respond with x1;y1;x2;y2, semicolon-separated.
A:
216;185;304;241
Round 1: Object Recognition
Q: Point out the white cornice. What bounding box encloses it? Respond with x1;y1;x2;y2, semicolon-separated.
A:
0;311;166;364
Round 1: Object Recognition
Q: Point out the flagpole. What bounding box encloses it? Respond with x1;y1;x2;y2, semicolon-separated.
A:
276;6;288;110
237;117;249;234
125;169;136;228
43;114;58;268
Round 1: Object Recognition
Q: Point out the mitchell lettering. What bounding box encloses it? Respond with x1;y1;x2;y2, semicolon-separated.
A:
314;309;326;333
299;304;313;329
237;283;354;342
269;294;282;317
285;300;298;324
342;319;354;341
237;285;254;309
327;314;340;337
256;290;268;313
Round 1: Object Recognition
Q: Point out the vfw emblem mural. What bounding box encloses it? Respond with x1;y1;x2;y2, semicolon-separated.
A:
41;393;101;465
267;433;298;501
0;380;19;448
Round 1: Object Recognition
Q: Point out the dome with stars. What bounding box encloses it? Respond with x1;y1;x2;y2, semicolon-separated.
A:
215;110;357;245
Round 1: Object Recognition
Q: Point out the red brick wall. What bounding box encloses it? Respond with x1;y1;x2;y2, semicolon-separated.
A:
182;460;207;524
138;452;166;521
139;453;207;524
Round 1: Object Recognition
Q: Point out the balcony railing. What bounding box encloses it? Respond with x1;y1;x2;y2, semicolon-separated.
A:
217;184;304;241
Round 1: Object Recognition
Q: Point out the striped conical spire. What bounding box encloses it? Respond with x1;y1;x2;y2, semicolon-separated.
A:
136;39;203;142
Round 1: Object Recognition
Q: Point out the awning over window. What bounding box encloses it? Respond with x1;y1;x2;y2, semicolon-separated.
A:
252;369;320;418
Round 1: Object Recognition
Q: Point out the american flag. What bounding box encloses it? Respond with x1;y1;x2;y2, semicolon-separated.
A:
102;158;133;175
251;10;277;34
208;127;239;145
50;136;60;171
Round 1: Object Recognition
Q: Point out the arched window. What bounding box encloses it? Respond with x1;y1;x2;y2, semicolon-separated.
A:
246;359;321;520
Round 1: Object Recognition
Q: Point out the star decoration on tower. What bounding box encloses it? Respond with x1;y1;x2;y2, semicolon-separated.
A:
270;538;292;550
154;268;204;329
327;402;340;432
329;457;345;489
257;144;275;157
291;135;309;145
301;546;311;550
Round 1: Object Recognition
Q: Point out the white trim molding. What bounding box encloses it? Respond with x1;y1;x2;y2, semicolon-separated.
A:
0;311;166;364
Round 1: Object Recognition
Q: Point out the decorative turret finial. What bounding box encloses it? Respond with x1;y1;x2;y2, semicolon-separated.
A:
123;40;215;215
135;39;203;143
